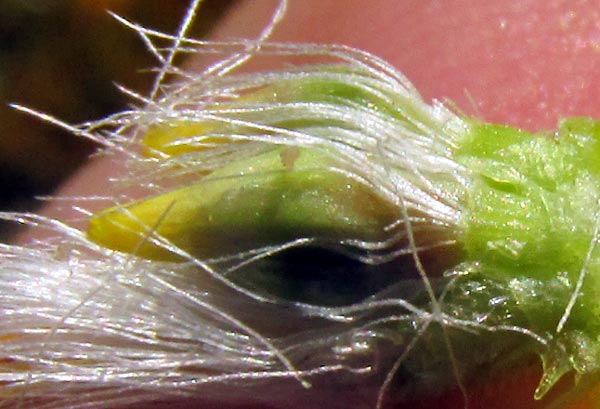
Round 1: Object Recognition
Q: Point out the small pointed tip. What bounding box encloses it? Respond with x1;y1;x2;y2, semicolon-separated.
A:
535;349;572;400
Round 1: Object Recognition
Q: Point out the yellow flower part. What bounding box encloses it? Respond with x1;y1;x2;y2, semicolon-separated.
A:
88;147;399;261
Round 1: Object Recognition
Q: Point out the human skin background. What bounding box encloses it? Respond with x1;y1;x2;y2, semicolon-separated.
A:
23;0;600;408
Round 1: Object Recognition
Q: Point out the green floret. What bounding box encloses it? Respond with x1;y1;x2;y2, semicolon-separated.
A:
85;61;600;400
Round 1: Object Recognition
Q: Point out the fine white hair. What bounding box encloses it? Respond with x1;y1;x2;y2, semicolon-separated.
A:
0;2;543;408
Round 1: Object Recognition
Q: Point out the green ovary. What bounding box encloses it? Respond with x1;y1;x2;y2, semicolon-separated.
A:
456;117;600;396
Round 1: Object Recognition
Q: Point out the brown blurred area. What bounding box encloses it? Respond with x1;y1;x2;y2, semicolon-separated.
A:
0;0;236;238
